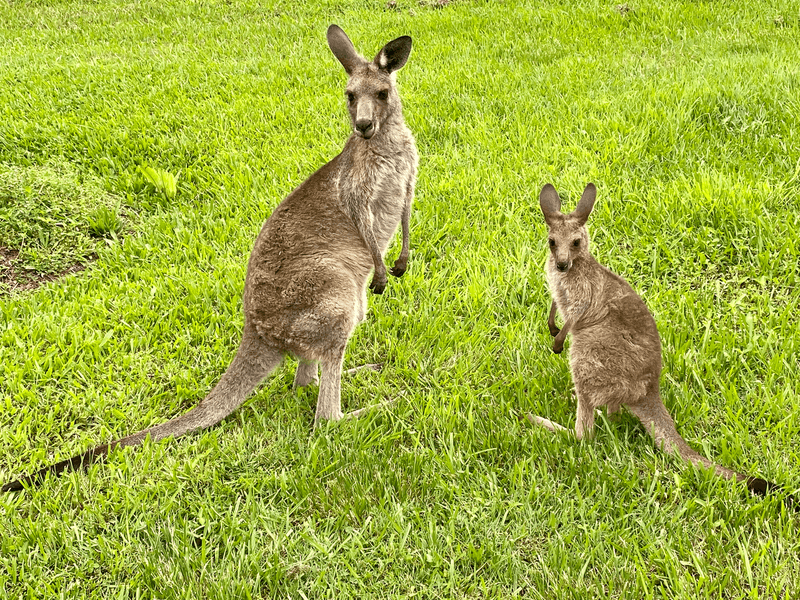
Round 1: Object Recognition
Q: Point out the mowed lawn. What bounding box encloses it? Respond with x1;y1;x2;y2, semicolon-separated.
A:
1;0;799;597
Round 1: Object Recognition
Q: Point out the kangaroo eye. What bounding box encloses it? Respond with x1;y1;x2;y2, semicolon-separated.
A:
346;92;355;103
377;89;389;101
549;239;555;248
572;239;580;247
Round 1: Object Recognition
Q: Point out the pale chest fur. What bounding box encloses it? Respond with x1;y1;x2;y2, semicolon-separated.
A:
339;125;417;253
545;258;606;327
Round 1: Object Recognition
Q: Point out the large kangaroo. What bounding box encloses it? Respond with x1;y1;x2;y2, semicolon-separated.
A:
2;25;418;492
529;183;793;505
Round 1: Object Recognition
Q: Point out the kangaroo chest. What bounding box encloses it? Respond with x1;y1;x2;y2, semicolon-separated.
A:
546;261;604;327
340;132;417;253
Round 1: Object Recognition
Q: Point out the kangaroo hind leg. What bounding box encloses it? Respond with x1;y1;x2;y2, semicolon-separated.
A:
574;397;596;441
526;389;596;440
314;351;394;426
294;359;319;389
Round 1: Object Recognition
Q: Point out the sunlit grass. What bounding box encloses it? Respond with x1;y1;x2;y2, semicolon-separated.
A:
1;0;799;598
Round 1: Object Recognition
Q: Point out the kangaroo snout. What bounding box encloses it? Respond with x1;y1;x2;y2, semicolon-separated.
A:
356;118;375;138
556;261;570;272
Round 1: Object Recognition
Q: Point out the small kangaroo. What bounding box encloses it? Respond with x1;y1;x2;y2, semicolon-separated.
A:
2;25;418;492
529;183;793;504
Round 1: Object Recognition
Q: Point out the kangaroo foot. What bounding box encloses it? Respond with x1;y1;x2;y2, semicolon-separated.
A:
526;413;568;433
344;363;383;376
346;394;400;420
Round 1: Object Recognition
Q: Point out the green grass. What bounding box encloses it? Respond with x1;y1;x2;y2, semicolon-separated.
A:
1;0;800;597
0;162;123;290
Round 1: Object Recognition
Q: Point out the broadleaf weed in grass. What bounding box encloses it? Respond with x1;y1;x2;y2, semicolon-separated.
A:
87;204;123;239
140;165;179;203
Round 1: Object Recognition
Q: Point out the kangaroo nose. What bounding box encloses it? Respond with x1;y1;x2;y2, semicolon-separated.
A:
356;119;373;136
557;261;569;272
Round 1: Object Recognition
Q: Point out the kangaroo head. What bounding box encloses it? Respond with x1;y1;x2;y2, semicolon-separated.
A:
539;183;596;274
327;24;412;140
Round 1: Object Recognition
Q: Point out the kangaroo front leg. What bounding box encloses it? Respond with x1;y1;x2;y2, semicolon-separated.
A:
548;301;560;337
552;316;575;354
366;236;388;294
351;208;388;294
390;183;413;277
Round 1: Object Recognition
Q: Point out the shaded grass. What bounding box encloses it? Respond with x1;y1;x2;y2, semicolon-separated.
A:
0;162;123;291
1;0;800;598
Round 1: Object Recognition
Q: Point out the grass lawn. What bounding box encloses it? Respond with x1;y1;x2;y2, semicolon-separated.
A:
2;0;800;597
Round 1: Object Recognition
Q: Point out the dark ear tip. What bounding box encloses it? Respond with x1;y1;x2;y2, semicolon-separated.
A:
327;24;348;43
747;477;769;496
540;183;556;197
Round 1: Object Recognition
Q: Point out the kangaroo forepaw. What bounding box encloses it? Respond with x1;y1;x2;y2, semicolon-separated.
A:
552;341;564;354
548;324;560;337
369;275;387;295
389;259;407;278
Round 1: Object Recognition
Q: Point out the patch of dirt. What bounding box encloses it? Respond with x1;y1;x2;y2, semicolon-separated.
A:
0;246;90;294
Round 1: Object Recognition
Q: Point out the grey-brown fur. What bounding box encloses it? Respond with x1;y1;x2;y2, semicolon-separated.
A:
530;183;791;504
2;25;417;492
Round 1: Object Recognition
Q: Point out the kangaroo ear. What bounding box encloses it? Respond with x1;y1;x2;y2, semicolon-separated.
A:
572;183;596;224
539;184;562;224
328;25;362;75
374;36;412;73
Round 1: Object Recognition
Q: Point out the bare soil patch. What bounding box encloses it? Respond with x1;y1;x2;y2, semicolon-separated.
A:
0;246;90;294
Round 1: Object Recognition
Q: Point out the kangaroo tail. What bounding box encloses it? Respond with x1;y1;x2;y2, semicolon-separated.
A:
2;332;282;492
627;400;796;509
